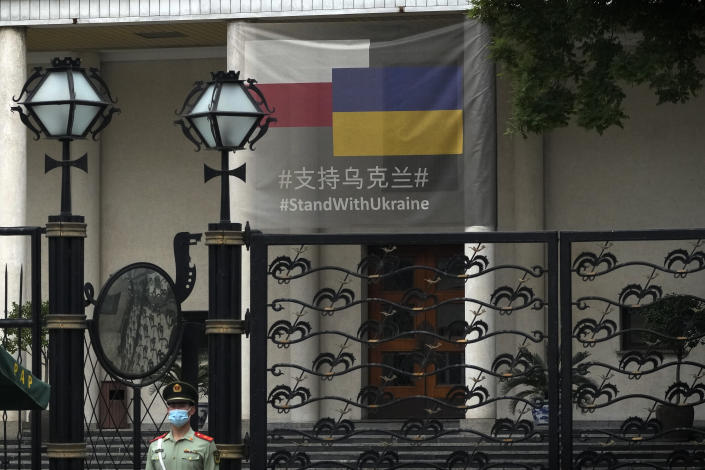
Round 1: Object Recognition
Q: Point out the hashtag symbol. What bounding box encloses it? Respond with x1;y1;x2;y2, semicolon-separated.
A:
414;168;429;188
280;198;288;212
279;170;292;189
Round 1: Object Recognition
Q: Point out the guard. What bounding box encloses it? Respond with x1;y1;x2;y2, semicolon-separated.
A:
145;381;219;470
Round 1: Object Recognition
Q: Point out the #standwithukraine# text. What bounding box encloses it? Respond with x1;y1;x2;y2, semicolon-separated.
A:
280;196;431;212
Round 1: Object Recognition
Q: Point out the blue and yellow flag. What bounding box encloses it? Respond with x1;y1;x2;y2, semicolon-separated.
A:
332;66;463;157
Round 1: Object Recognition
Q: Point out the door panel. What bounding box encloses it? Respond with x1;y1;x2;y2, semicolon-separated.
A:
367;245;466;419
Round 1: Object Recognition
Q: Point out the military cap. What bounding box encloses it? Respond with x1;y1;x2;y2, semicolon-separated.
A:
162;381;197;404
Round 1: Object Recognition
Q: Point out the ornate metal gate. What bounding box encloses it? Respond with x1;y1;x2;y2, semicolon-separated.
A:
81;233;203;470
249;231;560;469
561;230;705;469
6;227;705;469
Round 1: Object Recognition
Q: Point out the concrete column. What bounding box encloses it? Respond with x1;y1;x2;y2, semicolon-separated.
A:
461;20;498;421
512;135;545;352
264;244;321;425
319;245;363;421
227;20;253;423
464;227;496;420
0;27;27;306
513;134;544;232
289;246;320;424
0;26;26;430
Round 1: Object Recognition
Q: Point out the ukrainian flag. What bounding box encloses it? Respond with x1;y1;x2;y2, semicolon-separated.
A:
332;66;463;157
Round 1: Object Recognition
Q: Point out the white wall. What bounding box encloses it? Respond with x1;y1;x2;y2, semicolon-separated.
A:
545;84;705;231
538;74;705;422
99;57;223;311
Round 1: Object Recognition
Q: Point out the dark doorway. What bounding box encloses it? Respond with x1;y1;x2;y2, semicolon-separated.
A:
366;245;466;419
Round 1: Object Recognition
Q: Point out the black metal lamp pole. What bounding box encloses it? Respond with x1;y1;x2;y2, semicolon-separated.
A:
59;139;73;215
205;217;244;469
13;57;118;469
46;206;87;470
219;151;230;223
176;71;274;469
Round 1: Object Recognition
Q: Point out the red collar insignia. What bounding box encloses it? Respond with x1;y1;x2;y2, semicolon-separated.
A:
194;432;214;441
150;433;168;443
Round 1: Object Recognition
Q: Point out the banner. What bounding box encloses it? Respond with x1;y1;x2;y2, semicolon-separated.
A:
242;18;496;231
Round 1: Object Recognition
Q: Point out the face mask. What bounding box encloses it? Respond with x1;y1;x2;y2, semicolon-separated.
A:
168;409;190;427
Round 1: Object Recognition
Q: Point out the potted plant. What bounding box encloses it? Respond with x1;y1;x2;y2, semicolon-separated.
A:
635;294;705;438
501;347;595;425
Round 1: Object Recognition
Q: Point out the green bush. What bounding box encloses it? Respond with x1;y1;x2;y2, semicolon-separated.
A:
2;301;49;359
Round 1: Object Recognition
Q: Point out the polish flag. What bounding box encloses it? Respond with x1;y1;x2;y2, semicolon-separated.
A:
244;39;370;128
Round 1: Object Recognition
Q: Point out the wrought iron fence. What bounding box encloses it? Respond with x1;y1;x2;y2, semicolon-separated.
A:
82;332;176;470
249;231;560;470
561;230;705;470
0;226;180;470
6;226;705;469
0;227;43;470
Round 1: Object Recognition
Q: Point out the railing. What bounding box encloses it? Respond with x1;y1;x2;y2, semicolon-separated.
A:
5;227;705;468
561;229;705;469
250;231;560;469
82;333;173;470
0;227;43;470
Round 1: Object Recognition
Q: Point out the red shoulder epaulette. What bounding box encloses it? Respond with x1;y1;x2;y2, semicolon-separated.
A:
194;432;213;441
150;433;167;443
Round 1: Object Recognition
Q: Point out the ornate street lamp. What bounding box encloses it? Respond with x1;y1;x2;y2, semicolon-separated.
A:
175;70;274;223
12;57;119;216
12;57;118;469
175;71;274;469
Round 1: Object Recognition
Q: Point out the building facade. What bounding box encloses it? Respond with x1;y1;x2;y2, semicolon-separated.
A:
1;0;705;435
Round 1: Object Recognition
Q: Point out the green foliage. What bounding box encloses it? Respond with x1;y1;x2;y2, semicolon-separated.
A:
469;1;705;135
638;294;705;355
501;347;595;414
636;295;705;404
2;301;49;359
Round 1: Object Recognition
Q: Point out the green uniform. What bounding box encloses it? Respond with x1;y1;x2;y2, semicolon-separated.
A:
145;428;219;470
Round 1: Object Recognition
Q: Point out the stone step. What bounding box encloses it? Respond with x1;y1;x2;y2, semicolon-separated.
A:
2;429;700;470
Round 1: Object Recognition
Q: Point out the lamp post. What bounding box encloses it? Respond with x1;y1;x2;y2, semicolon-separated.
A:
13;57;118;470
176;71;274;469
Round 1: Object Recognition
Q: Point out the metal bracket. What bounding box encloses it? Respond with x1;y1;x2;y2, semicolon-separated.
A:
215;443;245;460
45;221;87;238
46;442;86;459
243;222;252;249
83;283;96;307
244;309;251;337
46;314;87;330
243;433;250;460
173;232;202;304
205;319;246;335
205;230;244;246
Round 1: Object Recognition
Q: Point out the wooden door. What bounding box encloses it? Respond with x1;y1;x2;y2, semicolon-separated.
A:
366;245;466;419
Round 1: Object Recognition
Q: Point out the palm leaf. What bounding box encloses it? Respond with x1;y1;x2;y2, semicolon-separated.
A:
502;350;596;415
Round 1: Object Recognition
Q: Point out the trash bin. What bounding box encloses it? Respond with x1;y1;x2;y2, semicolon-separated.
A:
99;381;128;429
